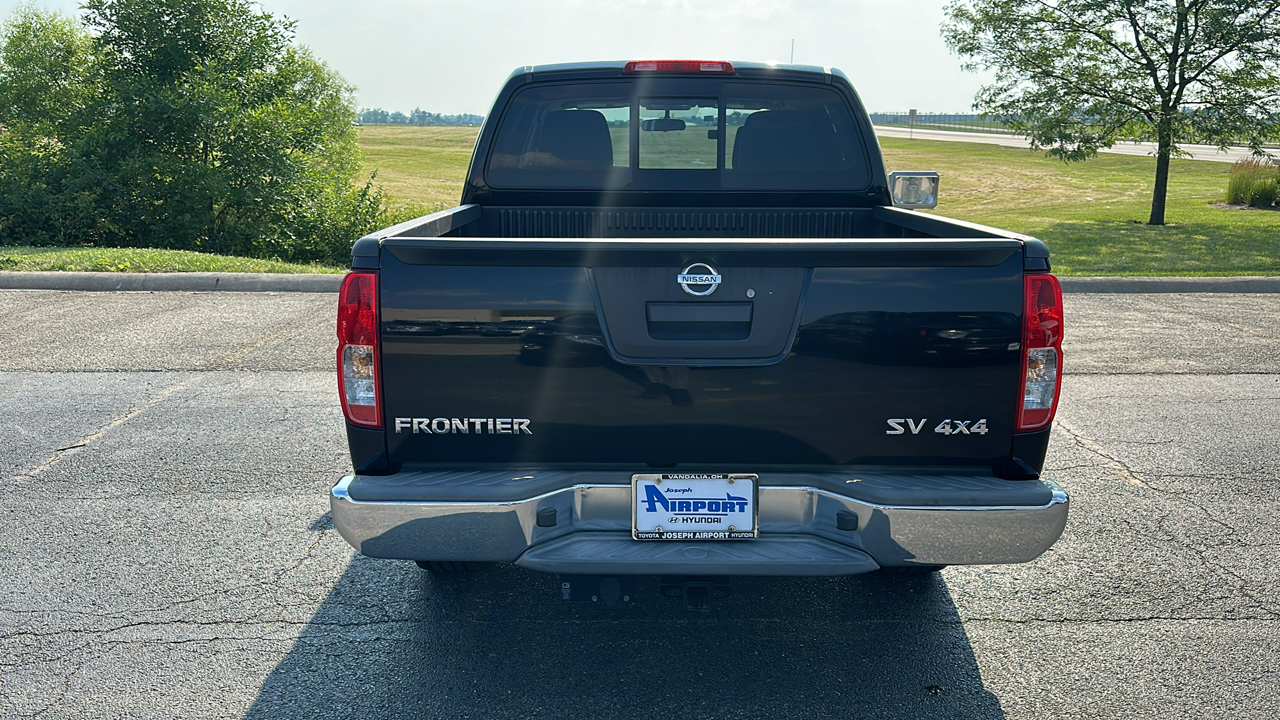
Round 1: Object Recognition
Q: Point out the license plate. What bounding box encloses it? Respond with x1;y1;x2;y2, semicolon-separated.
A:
632;473;758;540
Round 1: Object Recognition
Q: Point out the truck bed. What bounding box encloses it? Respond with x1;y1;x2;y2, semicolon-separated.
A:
374;203;1032;242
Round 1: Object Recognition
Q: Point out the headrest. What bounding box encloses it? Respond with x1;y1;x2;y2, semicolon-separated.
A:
536;110;614;168
733;109;837;172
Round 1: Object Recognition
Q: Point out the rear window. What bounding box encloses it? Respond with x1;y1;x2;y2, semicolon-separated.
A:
485;80;871;191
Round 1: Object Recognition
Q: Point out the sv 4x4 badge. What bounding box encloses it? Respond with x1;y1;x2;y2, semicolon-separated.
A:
886;418;989;436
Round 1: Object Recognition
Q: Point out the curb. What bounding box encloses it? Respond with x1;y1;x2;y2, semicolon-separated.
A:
1;271;1279;294
1058;276;1280;293
0;271;342;293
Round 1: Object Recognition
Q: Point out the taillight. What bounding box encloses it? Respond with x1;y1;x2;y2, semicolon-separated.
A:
622;60;735;74
337;272;380;428
1018;273;1063;431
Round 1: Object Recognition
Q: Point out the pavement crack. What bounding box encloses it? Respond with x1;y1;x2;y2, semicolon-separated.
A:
1052;422;1280;619
1147;518;1280;619
1042;463;1102;472
265;530;329;615
0;618;427;642
27;656;86;719
1053;422;1150;487
5;375;204;482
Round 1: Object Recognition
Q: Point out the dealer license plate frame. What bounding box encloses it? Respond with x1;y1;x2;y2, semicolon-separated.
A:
631;473;759;541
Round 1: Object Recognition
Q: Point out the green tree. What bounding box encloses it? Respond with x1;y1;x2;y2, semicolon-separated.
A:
944;0;1280;225
0;5;103;244
0;0;386;263
0;4;97;137
79;0;383;262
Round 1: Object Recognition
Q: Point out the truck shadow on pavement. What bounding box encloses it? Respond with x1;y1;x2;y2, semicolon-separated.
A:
245;558;1004;719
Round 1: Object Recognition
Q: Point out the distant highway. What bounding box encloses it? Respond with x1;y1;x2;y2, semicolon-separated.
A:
874;125;1277;163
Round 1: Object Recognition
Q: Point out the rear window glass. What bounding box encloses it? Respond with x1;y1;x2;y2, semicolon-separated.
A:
485;80;870;191
639;98;717;169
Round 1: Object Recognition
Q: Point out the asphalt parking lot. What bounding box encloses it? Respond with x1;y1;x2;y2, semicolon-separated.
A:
1;289;1277;719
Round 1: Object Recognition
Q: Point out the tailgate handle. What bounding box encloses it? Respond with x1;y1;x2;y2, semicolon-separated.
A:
647;302;753;324
646;302;753;341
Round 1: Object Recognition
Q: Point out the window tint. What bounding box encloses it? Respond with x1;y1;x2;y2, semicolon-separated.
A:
486;80;870;191
723;83;869;189
487;83;632;189
724;109;764;169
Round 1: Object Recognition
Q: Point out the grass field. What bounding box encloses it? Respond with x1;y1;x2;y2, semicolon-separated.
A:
879;137;1280;276
357;125;1279;276
358;125;479;214
0;246;343;273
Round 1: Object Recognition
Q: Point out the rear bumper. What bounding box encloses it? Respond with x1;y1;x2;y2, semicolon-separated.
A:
330;471;1068;575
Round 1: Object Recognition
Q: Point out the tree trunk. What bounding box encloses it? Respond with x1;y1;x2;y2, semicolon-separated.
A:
1148;116;1174;226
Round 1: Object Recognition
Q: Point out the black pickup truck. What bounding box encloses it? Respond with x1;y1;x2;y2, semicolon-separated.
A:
331;60;1067;605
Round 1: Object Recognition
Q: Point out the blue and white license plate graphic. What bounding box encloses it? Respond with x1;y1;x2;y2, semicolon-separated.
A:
632;474;758;540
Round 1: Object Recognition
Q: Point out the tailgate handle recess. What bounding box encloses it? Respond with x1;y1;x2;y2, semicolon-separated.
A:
646;302;753;341
647;302;752;323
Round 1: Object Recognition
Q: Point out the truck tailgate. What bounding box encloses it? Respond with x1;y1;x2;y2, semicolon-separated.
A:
377;238;1027;468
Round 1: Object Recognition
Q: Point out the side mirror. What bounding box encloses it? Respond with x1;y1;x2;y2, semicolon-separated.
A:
641;118;687;132
888;171;939;209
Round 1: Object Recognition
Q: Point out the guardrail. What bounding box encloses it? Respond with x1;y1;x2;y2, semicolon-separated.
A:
870;112;1278;148
869;113;1019;135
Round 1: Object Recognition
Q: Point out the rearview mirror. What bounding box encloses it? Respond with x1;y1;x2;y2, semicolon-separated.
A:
888;171;939;209
641;118;687;132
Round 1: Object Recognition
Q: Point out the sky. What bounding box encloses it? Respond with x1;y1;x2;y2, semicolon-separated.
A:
0;0;995;115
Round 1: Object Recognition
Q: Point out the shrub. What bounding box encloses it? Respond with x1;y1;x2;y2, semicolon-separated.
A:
1226;157;1279;207
0;2;394;264
1250;178;1279;209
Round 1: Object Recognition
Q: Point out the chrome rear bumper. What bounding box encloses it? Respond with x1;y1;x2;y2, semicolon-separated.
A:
330;472;1068;575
